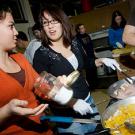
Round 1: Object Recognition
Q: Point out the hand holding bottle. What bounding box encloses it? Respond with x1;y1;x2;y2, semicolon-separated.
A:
34;71;80;105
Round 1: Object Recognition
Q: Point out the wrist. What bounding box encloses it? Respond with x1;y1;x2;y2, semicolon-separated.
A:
116;42;123;48
95;58;103;67
116;42;120;45
3;104;12;117
67;98;77;108
0;104;12;124
53;86;73;105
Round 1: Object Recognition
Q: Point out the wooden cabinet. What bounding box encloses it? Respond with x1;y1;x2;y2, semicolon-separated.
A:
70;1;129;33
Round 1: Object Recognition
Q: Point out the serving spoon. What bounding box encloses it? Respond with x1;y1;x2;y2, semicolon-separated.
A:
114;65;135;84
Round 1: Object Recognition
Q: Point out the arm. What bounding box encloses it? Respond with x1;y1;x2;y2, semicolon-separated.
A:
95;58;103;67
76;38;96;68
68;98;94;115
108;29;117;48
76;38;87;59
84;35;97;66
0;99;47;125
123;25;135;46
0;104;11;124
122;6;135;46
24;42;33;64
95;58;121;71
33;49;50;74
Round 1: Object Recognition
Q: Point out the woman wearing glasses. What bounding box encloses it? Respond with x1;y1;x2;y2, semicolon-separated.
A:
33;5;121;135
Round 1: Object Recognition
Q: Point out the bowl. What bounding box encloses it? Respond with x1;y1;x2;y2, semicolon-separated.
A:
102;96;135;125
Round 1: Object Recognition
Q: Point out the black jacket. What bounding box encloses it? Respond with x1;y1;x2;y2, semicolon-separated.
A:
76;33;96;69
33;38;89;99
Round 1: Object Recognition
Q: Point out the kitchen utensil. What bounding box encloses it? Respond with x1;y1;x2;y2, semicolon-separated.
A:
120;71;135;84
41;97;135;135
40;116;101;124
124;122;135;132
108;76;135;99
123;116;135;132
104;119;135;133
40;115;117;134
102;118;135;133
114;65;135;84
40;116;132;134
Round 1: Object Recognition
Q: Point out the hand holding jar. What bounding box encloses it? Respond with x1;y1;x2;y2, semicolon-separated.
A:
34;71;80;105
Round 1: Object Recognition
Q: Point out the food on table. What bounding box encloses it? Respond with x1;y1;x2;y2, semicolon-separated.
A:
112;46;135;55
104;104;135;135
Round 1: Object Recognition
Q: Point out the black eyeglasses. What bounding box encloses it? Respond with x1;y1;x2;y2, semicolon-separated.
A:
42;19;59;26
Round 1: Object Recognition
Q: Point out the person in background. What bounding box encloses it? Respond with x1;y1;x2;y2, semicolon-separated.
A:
33;5;121;135
13;31;29;53
24;23;42;65
123;6;135;46
76;23;97;90
108;10;126;49
0;3;54;135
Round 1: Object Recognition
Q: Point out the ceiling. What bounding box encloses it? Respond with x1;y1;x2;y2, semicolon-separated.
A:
28;0;116;21
29;0;82;21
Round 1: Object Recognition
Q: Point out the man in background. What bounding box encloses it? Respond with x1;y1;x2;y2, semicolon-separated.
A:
76;24;97;90
12;31;29;53
24;23;42;65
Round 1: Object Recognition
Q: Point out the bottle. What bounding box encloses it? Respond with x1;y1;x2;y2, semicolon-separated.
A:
34;70;80;104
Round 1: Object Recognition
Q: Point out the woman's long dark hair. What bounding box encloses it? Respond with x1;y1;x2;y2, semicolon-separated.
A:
111;10;126;29
39;5;75;48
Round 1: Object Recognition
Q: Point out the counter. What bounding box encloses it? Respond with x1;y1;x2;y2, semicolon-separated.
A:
89;29;108;40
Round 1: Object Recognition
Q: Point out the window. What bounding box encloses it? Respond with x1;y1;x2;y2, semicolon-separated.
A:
6;0;28;23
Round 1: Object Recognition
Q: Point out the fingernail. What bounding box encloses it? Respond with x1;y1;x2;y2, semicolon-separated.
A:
45;104;48;107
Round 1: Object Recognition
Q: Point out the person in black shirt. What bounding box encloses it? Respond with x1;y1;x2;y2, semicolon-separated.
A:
33;5;121;135
76;24;97;90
